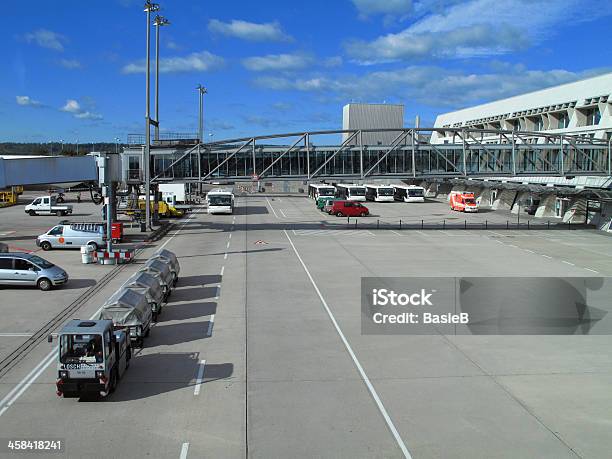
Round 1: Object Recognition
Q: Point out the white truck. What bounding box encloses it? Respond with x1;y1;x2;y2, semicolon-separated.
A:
25;196;73;216
159;183;192;212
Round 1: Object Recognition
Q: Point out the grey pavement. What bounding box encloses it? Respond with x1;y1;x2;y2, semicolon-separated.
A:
0;195;610;458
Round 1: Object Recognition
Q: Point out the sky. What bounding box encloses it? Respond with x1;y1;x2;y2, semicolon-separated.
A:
1;0;611;143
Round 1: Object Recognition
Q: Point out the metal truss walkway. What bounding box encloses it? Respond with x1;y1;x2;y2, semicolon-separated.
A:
145;128;611;183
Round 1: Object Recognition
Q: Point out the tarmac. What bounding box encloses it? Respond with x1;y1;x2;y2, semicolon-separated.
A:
0;193;611;458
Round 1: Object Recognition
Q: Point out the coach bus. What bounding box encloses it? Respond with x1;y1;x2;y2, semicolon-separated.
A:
336;184;367;202
393;185;425;203
308;183;336;200
206;188;235;214
365;184;395;202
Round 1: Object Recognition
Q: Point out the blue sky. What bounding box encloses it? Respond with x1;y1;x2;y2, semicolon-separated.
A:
2;0;611;143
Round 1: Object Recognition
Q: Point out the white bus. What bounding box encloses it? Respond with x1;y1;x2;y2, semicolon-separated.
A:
393;185;425;203
308;183;336;200
206;188;235;214
365;184;395;202
336;184;366;202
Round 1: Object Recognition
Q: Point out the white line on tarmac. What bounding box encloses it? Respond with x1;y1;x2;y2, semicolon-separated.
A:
193;360;206;396
0;211;199;419
488;231;505;237
414;230;427;236
0;333;33;337
265;197;281;219
280;209;288;218
228;233;232;239
562;260;575;266
158;209;199;251
507;244;518;248
584;267;599;273
541;254;553;259
226;241;230;249
524;249;535;254
220;266;225;276
283;230;412;459
179;442;189;459
224;253;228;260
207;314;215;337
390;230;403;236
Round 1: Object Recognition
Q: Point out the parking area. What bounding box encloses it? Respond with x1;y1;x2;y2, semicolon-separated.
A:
0;193;610;458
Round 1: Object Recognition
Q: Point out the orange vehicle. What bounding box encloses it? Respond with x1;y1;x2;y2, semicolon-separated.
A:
449;191;478;212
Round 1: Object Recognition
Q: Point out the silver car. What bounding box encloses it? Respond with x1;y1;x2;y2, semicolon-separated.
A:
0;253;68;291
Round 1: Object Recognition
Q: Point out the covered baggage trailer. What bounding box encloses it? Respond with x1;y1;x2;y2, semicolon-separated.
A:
123;271;165;322
139;259;174;298
96;289;152;346
151;249;180;286
53;319;131;398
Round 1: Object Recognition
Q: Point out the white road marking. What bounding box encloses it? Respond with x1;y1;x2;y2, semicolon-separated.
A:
0;211;199;419
228;233;232;239
226;241;230;249
158;209;199;251
390;230;403;236
265;197;281;219
280;209;288;218
541;254;553;259
224;253;228;260
220;266;225;276
414;230;428;236
488;231;504;237
179;442;189;459
524;249;535;254
584;267;599;273
194;360;206;395
207;314;215;337
507;244;518;248
215;285;220;300
562;260;575;266
0;333;33;337
283;230;412;459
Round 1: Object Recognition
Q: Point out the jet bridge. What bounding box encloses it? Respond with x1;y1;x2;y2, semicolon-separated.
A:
0;155;98;189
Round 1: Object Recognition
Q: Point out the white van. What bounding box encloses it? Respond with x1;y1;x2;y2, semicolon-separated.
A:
36;222;105;251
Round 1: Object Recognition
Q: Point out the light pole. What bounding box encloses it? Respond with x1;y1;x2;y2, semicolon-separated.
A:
144;0;159;230
209;132;214;143
60;139;64;153
115;137;120;154
196;84;207;142
76;139;79;155
153;15;169;141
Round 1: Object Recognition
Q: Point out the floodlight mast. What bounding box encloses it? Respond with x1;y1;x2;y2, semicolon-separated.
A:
196;84;207;142
153;14;169;141
143;0;159;230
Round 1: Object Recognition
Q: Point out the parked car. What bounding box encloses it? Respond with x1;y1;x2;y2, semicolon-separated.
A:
24;196;73;216
0;252;68;291
322;198;338;214
329;200;369;217
318;197;338;211
36;222;105;251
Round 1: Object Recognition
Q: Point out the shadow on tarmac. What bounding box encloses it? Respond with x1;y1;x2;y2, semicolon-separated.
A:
160;301;217;321
169;286;218;302
176;274;222;287
61;278;97;289
232;205;269;215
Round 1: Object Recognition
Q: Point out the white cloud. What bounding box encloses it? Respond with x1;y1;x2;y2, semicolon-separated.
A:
352;0;412;16
23;29;66;52
61;99;81;113
57;58;82;69
324;56;343;68
208;19;292;42
254;65;610;108
60;99;103;121
242;53;313;72
345;0;612;62
16;96;43;107
122;51;225;74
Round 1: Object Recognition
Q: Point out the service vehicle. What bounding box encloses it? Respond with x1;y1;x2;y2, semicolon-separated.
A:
150;249;180;286
206;188;234;214
0;252;68;291
450;191;478;212
137;197;184;218
329;200;369;217
160;183;193;212
393;185;426;203
308;183;336;200
95;289;152;346
123;271;165;321
335;184;367;201
317;196;338;210
53;319;131;398
365;184;395;202
137;259;174;298
24;196;73;216
36;222;104;251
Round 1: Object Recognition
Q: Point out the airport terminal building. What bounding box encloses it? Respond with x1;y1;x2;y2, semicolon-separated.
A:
431;73;612;144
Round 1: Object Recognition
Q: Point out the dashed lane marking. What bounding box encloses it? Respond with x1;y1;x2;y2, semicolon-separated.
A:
193;360;206;396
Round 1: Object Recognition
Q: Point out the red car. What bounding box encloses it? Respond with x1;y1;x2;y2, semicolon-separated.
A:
329;200;369;217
